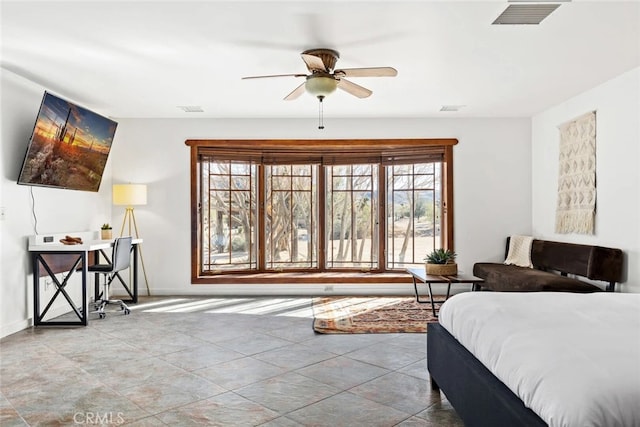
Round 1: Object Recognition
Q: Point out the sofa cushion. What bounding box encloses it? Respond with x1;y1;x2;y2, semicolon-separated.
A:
473;263;602;293
531;240;623;283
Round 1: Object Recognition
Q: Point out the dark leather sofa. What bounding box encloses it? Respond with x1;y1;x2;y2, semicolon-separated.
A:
473;238;623;292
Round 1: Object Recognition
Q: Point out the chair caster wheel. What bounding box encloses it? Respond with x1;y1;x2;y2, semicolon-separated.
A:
99;313;106;319
124;309;131;315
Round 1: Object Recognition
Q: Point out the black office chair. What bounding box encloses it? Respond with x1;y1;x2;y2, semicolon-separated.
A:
89;236;132;318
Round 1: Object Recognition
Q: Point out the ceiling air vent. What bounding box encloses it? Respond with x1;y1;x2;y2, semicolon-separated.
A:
177;106;204;113
440;105;465;112
492;3;562;25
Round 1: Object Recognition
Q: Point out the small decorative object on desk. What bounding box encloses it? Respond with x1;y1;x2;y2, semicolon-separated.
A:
100;223;113;240
425;248;458;276
60;235;83;245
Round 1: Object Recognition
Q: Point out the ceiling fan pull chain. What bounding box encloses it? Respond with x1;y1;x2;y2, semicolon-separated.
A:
318;96;325;130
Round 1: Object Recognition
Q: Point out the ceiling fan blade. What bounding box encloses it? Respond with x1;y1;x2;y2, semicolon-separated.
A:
242;74;306;80
301;53;327;72
284;83;306;101
337;78;372;98
334;67;398;78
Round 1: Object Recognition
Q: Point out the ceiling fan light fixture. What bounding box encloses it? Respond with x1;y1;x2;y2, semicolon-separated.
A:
305;75;337;98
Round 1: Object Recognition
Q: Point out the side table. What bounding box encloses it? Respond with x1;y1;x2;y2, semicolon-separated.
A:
407;267;484;316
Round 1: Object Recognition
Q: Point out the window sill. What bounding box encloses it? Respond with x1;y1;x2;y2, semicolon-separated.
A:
192;271;412;285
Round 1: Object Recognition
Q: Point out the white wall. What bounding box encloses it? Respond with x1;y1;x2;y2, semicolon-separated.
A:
1;69;533;339
532;67;640;293
110;117;532;295
0;70;114;337
1;69;637;339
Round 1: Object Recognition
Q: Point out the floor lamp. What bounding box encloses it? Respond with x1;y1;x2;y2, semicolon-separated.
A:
113;184;151;296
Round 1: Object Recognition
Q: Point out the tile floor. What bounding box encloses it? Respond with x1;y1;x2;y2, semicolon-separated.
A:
0;297;463;426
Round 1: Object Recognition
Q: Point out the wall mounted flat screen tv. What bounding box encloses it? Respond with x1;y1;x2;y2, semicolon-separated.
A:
17;91;117;192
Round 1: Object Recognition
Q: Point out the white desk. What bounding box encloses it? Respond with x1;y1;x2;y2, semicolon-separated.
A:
28;233;142;326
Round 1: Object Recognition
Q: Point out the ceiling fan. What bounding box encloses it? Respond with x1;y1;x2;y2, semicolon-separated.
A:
242;48;398;101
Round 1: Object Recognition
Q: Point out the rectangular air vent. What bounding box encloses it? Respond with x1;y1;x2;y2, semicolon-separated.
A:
440;105;465;112
177;106;204;113
492;3;561;25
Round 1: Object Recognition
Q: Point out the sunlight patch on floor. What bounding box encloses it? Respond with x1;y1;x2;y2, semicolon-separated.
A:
204;298;312;317
130;297;314;318
128;298;190;311
144;298;250;313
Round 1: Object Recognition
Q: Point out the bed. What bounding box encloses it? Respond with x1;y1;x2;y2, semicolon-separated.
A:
427;292;640;427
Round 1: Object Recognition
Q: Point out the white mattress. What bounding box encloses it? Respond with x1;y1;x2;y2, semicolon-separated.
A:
438;292;640;427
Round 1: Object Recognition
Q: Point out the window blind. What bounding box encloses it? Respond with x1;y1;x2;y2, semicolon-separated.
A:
190;139;456;166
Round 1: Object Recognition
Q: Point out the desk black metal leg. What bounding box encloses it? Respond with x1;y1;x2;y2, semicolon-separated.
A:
33;253;41;326
94;274;100;301
81;253;88;326
32;252;88;326
132;244;138;303
93;250;101;301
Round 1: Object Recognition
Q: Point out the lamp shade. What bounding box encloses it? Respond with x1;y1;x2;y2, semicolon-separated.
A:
113;184;147;206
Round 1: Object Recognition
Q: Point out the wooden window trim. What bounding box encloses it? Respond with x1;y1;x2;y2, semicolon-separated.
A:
187;139;458;284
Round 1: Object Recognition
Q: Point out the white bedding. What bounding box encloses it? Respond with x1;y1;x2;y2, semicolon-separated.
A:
438;292;640;427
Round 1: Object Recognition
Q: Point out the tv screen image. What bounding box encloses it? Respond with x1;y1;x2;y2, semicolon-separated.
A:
17;91;117;192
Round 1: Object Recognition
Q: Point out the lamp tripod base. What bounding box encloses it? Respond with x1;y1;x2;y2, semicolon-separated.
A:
120;207;151;296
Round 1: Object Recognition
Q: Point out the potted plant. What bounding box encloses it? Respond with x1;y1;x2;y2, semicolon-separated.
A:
100;223;113;240
425;248;458;276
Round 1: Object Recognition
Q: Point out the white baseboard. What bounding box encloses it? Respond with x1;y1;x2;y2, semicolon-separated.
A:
1;305;87;339
136;283;473;297
1;319;32;339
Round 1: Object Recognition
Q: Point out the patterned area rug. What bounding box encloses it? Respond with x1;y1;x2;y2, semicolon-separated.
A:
312;296;440;334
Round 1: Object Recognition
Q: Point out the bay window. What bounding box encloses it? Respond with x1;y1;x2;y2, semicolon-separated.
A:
187;139;456;284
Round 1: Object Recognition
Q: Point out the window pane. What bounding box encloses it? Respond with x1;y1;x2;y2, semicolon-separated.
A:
387;163;442;269
326;164;378;269
230;162;252;175
265;165;318;269
200;159;257;272
413;163;434;174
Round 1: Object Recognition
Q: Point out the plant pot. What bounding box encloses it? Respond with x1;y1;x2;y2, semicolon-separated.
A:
426;262;458;276
100;229;113;240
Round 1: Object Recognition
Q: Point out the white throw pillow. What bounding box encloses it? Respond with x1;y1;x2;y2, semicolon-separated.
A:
504;235;534;268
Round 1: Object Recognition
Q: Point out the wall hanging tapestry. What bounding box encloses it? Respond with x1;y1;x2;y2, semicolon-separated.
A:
555;111;597;234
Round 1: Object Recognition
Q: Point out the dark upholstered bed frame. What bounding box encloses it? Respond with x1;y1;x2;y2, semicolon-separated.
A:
427;323;547;427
